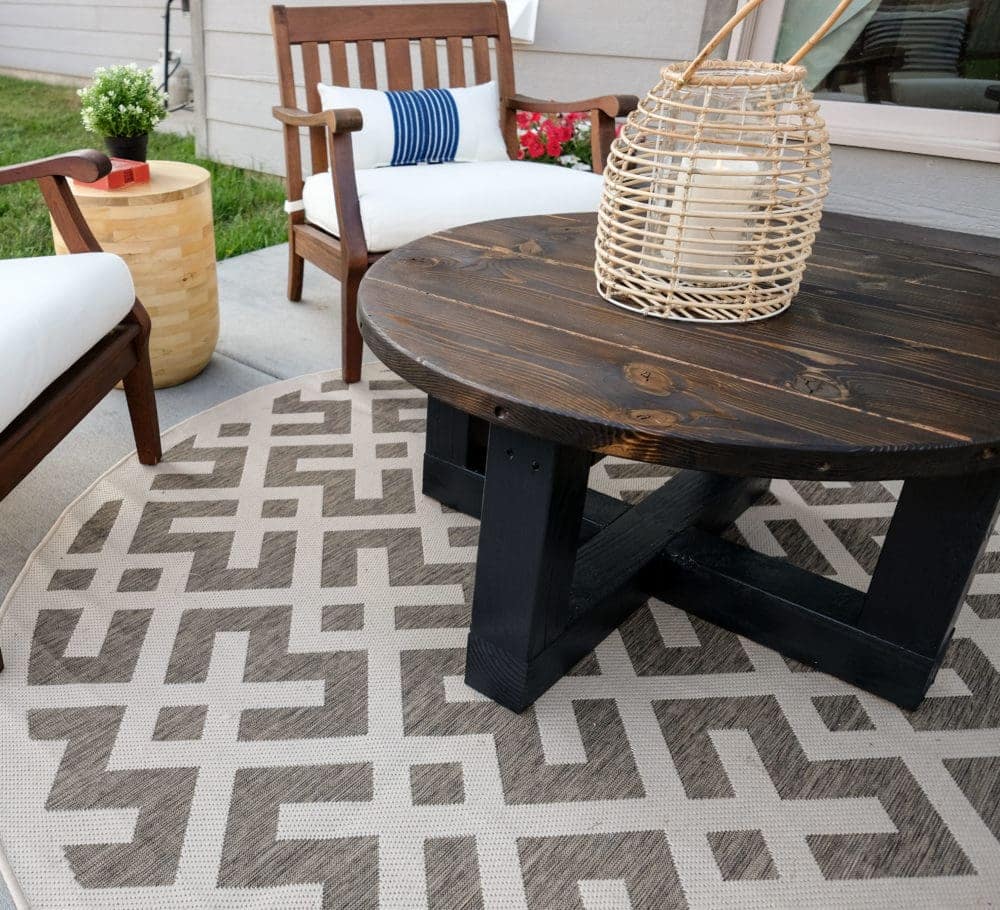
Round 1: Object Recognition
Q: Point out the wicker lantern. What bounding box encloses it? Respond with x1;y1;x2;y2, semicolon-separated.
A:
596;0;851;322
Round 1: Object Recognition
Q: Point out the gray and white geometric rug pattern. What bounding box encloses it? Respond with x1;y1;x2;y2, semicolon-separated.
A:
1;366;998;909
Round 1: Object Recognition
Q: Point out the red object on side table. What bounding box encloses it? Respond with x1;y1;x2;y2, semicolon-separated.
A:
76;158;151;191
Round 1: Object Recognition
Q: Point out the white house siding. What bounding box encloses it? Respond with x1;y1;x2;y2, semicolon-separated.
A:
828;147;1000;238
0;0;191;82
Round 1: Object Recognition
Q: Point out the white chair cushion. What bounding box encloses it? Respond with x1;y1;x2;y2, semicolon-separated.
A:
302;160;603;253
0;252;135;436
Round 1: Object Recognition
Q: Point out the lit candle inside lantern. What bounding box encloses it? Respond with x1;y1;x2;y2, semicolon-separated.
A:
664;153;764;281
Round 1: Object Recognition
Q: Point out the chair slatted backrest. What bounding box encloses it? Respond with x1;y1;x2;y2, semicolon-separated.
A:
271;2;518;180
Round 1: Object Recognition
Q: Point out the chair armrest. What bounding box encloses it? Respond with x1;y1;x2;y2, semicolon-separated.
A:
272;105;364;133
507;93;638;118
271;105;368;265
1;151;109;253
0;149;111;188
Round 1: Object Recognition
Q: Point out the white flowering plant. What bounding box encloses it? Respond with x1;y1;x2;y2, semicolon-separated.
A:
77;64;167;137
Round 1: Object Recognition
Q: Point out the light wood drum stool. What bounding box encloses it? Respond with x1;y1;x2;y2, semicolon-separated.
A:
53;160;219;388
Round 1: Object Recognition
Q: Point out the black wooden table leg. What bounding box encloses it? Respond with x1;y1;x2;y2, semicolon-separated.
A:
426;400;999;713
648;470;1000;710
856;471;1000;690
464;423;593;711
422;398;632;538
425;396;478;469
461;422;768;711
423;396;488;515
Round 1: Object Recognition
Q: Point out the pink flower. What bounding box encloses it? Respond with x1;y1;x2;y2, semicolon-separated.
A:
521;131;545;158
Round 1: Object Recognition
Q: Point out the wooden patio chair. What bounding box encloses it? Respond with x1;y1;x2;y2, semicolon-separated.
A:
271;1;637;383
0;151;162;511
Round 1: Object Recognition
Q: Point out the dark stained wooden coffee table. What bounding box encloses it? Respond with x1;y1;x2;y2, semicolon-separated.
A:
358;212;1000;713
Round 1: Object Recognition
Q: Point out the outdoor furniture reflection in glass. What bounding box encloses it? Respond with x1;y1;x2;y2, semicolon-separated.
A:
776;0;1000;113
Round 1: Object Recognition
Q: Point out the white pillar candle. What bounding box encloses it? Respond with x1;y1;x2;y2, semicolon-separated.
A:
663;152;764;281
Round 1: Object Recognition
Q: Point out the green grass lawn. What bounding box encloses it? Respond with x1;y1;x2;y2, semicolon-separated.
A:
0;74;286;261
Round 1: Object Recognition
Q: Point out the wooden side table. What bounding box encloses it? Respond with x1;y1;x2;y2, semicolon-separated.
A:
52;159;219;388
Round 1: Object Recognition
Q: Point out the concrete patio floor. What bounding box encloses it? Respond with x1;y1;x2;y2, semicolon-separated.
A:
0;244;375;602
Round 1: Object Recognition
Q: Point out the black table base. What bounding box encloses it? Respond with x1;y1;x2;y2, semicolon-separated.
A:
424;398;1000;713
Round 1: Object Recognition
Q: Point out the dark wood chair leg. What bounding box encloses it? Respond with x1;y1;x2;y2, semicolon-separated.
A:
341;267;364;384
288;234;304;302
122;310;162;466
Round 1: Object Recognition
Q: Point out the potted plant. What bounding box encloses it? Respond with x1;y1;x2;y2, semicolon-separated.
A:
78;64;167;162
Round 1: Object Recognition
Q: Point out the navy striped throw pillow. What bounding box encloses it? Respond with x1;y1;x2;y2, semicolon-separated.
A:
317;80;509;170
385;88;461;166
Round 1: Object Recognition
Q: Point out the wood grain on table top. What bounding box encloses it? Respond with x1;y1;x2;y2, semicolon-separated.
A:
359;212;999;480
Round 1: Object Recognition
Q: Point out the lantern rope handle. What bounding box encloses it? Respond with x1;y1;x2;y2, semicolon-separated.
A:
677;0;854;85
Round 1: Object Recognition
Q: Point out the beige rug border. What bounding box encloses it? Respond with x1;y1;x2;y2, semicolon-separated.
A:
0;363;387;908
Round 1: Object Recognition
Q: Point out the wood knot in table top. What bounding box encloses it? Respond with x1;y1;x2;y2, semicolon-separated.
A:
624;363;676;395
626;409;680;429
791;371;848;401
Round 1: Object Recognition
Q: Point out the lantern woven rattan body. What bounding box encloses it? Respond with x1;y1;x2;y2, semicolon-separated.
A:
595;1;847;322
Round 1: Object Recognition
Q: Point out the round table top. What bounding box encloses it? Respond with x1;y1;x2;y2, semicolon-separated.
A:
358;212;1000;480
69;159;210;204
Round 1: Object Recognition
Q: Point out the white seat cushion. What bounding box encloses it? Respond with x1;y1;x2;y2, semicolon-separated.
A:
0;252;135;435
302;160;603;253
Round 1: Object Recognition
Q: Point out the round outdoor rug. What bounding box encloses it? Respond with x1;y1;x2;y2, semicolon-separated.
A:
1;365;998;910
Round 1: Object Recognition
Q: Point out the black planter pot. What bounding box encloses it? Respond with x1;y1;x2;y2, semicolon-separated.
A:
104;133;149;162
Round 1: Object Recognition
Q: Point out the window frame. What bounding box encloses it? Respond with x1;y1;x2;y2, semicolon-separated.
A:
729;0;1000;164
